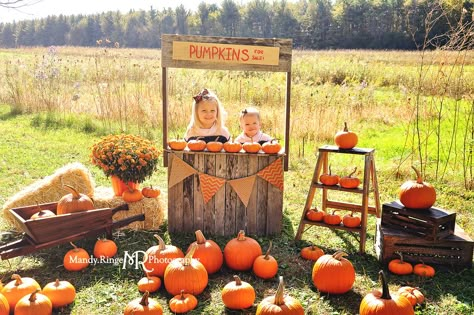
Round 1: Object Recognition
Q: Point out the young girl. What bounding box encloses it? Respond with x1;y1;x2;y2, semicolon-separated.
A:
235;107;272;145
184;89;230;143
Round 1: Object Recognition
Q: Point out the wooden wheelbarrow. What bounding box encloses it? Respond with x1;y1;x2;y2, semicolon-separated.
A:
0;202;144;260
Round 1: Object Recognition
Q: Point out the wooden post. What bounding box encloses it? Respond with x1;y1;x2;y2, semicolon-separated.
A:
162;66;168;167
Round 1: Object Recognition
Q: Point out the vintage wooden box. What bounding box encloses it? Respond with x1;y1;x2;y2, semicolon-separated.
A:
166;150;284;236
375;219;473;270
381;201;456;240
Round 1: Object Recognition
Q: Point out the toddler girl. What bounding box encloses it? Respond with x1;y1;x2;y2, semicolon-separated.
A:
184;89;230;143
235;107;272;145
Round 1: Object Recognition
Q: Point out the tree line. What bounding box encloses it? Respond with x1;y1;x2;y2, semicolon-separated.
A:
0;0;472;50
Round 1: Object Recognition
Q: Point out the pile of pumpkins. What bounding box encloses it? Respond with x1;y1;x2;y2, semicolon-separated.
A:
168;137;282;154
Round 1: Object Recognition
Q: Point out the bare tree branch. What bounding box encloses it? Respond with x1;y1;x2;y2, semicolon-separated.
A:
0;0;42;9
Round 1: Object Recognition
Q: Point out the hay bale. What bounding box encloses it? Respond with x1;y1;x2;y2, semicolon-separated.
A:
93;186;165;230
2;162;95;229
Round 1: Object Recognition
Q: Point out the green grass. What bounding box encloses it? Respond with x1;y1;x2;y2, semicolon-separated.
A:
0;103;473;315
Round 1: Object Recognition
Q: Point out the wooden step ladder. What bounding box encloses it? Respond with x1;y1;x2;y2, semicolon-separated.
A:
294;145;381;253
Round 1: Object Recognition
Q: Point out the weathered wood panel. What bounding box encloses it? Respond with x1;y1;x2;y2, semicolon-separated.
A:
225;154;238;235
246;155;259;235
234;155;248;232
182;154;195;233
257;155;269;235
167;152;183;233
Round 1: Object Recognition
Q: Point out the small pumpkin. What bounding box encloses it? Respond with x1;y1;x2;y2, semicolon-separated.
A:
242;141;261;153
124;291;163;315
339;167;360;189
342;212;361;228
141;186;161;198
30;209;56;220
63;242;90;271
221;275;256;310
169;290;198;314
413;261;435;277
41;279;76;308
399;166;436;209
388;253;413;275
323;210;342;225
14;290;52;315
56;184;94;215
334;121;358;149
359;271;414;315
262;139;282;154
253;241;278;279
186;230;223;275
137;275;161;293
300;244;324;261
143;234;184;277
319;165;340;186
163;244;209;296
312;250;355;294
168;138;187;151
397;286;425;306
224;230;262;271
256;276;304;315
206;139;224;152
1;274;41;311
223;140;242;153
187;139;206;151
93;238;118;258
0;293;9;315
306;208;325;222
122;186;144;203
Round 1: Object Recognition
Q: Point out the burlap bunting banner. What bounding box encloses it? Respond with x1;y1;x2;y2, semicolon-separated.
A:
199;173;226;204
257;158;284;190
168;156;198;188
228;175;257;208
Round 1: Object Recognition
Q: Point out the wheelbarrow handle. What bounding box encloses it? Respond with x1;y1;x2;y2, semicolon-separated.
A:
111;203;129;215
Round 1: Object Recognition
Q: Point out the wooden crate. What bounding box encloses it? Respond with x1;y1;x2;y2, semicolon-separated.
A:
167;151;283;236
375;219;473;270
381;201;456;240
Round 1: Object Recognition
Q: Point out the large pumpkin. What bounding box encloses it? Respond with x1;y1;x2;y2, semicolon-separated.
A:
56;185;94;215
334;122;358;149
143;234;184;277
252;241;278;279
359;271;414;315
163;244;209;296
41;279;76;308
0;293;9;315
221;275;256;310
124;291;163;315
312;250;355;294
224;230;262;271
1;274;41;311
399;166;436;209
256;276;304;315
186;230;223;275
14;290;52;315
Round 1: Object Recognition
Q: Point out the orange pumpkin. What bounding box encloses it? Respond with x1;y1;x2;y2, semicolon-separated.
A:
221;275;256;310
342;212;361;228
300;244;324;261
163;244;208;296
186;230;223;275
169;290;198;314
388;253;413;275
56;185;94;215
252;241;278;279
323;211;342;225
168;139;187;151
30;209;56;220
187;139;206;151
312;250;355;294
141;186;161;198
143;234;184;277
41;279;76;308
1;274;41;311
339;167;360;189
0;293;9;315
413;262;435;277
122;186;143;203
359;271;414;315
63;242;90;271
206;140;224;152
256;276;304;315
93;238;118;258
306;208;325;222
224;230;262;271
124;291;163;315
223;139;242;153
242;142;261;153
262;139;282;154
137;276;161;293
335;122;358;149
319;165;340;186
399;166;436;209
14;290;52;315
397;286;425;306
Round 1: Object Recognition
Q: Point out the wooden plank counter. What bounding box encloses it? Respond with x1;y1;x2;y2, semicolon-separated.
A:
167;150;284;236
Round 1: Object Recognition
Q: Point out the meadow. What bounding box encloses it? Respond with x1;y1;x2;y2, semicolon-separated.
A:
0;46;473;314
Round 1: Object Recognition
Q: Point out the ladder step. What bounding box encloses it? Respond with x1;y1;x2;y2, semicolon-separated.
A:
325;200;378;215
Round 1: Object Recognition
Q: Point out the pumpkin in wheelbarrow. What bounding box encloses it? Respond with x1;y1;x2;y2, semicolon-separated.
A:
57;185;94;215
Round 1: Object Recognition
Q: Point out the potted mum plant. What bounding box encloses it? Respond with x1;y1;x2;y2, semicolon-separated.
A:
90;134;161;196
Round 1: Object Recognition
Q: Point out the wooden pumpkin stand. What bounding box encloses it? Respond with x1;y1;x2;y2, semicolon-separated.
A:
162;35;292;236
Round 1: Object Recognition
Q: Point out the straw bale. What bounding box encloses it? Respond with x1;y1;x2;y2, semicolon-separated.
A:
93;186;165;230
2;162;95;229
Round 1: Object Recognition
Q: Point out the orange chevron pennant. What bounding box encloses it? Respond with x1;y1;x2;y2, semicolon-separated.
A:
199;173;226;204
257;158;284;191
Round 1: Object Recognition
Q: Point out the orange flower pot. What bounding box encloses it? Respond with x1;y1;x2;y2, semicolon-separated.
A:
111;175;139;196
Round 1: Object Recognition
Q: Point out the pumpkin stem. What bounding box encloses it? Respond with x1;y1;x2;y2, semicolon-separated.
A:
64;184;81;199
55;279;60;287
29;289;40;302
154;234;167;251
139;291;150;307
378;270;392;300
11;274;22;286
328;165;332;175
348;167;357;178
233;275;242;286
274;276;285;305
343;122;349;132
70;242;79;251
184;244;197;266
237;230;246;241
179;290;186;300
333;250;348;261
264;241;273;260
396;252;405;264
195;230;207;245
411;166;423;184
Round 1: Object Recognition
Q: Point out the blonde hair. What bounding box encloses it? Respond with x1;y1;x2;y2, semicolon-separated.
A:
187;89;227;134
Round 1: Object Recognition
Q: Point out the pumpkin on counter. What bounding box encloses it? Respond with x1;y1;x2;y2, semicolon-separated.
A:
56;185;94;215
206;140;224;152
41;279;76;308
399;166;436;209
124;291;163;315
312;250;355;294
168;138;187;151
187;139;206;151
335;122;358;149
319;165;340;186
242;141;261;153
14;290;52;315
1;274;41;311
223;139;242;153
256;276;304;315
339;167;360;189
262;139;282;154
